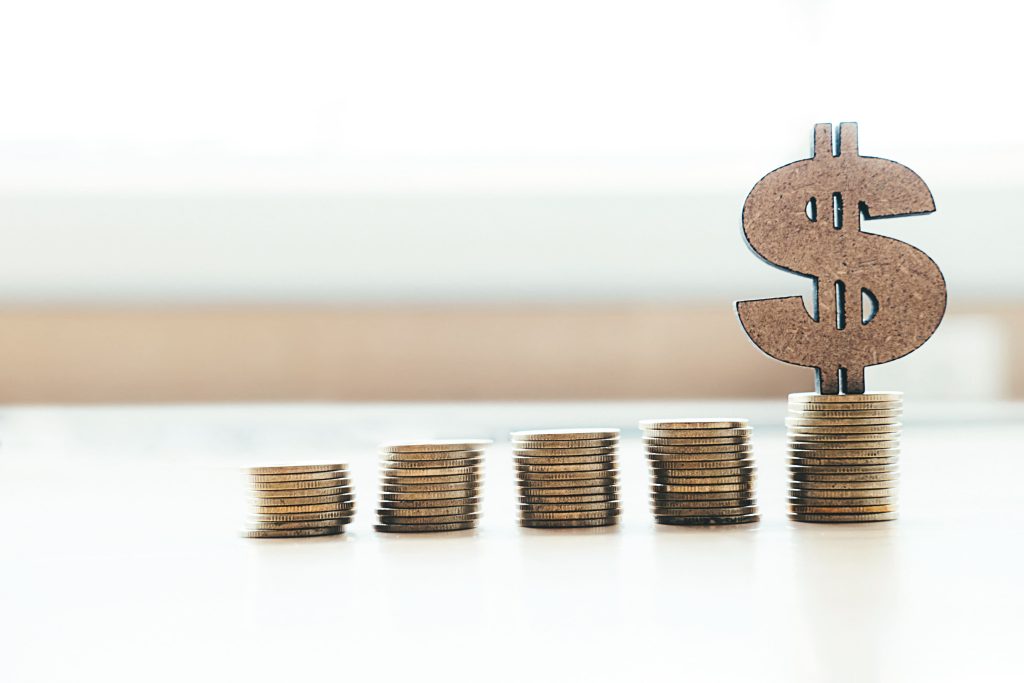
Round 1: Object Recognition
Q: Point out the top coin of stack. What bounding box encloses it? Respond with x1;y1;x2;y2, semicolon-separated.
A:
375;439;490;533
639;419;758;525
511;428;621;529
243;464;355;538
787;392;902;523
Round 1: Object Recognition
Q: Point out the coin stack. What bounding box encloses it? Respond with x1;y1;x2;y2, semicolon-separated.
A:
788;392;901;523
376;439;490;533
512;429;621;529
243;464;355;538
640;419;758;525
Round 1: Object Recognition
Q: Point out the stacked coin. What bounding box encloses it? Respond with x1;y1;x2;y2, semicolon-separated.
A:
243;464;355;538
512;429;621;529
376;439;490;533
788;392;901;523
640;419;758;525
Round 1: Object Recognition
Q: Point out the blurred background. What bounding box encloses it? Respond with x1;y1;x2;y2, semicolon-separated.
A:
0;0;1021;403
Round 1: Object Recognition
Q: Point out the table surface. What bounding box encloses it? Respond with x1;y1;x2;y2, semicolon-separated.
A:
2;400;1022;683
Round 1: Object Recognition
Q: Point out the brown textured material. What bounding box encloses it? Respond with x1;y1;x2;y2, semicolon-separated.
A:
735;123;947;394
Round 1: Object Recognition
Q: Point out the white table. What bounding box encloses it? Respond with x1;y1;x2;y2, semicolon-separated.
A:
2;401;1022;683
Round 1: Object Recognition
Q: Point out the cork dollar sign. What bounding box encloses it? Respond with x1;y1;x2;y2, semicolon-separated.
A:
735;123;946;394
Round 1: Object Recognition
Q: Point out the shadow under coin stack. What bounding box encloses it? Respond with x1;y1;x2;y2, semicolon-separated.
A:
512;429;621;529
244;464;354;538
640;419;758;525
787;392;901;523
376;440;490;533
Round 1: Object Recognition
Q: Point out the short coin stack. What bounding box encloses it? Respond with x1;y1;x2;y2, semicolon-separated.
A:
376;439;490;533
512;428;620;529
640;419;758;525
788;392;901;523
244;464;355;538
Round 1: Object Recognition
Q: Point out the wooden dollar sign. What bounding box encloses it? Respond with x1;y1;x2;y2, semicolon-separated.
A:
735;123;947;394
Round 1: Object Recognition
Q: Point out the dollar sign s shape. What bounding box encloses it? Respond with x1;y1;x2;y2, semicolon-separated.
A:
736;123;947;394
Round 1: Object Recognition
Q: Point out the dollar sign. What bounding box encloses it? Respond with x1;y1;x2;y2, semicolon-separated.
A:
736;123;947;394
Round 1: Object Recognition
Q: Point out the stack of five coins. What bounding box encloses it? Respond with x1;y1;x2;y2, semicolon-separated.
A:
376;440;490;533
640;419;758;525
787;392;901;523
512;429;621;529
244;464;355;538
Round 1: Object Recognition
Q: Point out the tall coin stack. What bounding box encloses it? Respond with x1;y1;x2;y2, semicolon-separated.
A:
640;419;758;525
244;464;355;538
376;439;490;533
512;429;620;529
787;392;901;523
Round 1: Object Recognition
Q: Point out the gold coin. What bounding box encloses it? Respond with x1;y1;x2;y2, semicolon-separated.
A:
382;457;482;469
378;439;492;454
788;423;902;434
652;498;756;510
251;501;354;514
518;485;619;497
639;419;749;430
789;409;902;420
788;447;899;458
380;465;479;477
250;486;352;499
520;502;620;512
245;518;345;531
645;443;753;455
655;515;759;526
511;438;618;450
380;489;478;500
789;512;898;523
646;450;752;463
790;503;896;514
250;510;354;522
381;474;481;485
250;493;353;506
652;490;756;502
795;403;902;413
380;497;481;509
788;496;896;507
642;436;748;446
375;522;476;533
520;494;618;504
376;505;478;517
790;464;898;475
788;432;898;442
511;429;620;441
381;449;485;462
246;464;346;476
513;446;617;457
789;391;902;403
786;417;901;427
651;465;756;477
242;527;344;538
515;462;615;473
377;513;479;525
521;518;618;529
652;483;750;493
249;469;348;483
643;430;753;440
514;454;617;466
520;510;619;521
517;470;618;481
790;456;899;467
249;476;350;491
649;458;755;470
653;505;757;517
382;481;477;491
652;475;756;486
788;440;899;450
791;471;898;483
788;486;894;498
644;428;751;440
789;480;897;490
